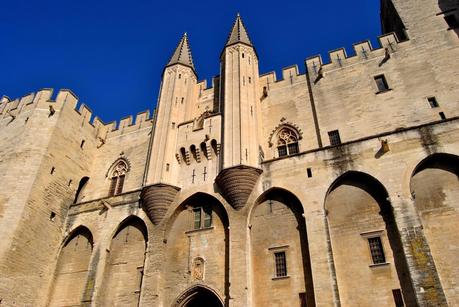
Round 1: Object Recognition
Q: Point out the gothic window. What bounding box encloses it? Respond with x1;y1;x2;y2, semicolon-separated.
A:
277;128;299;157
109;160;128;197
192;206;212;229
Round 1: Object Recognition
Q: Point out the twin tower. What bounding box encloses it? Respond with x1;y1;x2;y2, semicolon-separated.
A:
141;14;263;224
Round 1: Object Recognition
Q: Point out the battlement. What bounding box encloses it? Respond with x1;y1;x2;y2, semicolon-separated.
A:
305;32;403;75
0;88;153;139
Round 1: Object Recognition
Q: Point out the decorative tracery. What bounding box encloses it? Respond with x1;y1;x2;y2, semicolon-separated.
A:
276;128;299;157
108;160;128;196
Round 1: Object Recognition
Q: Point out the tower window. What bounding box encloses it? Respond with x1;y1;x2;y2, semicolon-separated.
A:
108;160;128;197
328;130;341;146
274;251;287;277
80;139;85;149
427;97;439;108
277;128;299;157
242;53;245;58
374;75;390;92
368;236;386;264
445;14;459;29
192;206;212;230
439;112;446;120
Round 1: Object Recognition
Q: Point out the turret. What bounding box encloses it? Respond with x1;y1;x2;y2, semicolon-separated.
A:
142;33;197;224
216;14;263;210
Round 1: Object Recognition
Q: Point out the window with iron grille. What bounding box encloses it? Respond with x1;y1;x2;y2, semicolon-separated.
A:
328;130;341;146
368;237;386;264
108;161;128;197
193;207;212;230
374;75;389;92
274;252;287;277
277;128;299;157
392;289;405;307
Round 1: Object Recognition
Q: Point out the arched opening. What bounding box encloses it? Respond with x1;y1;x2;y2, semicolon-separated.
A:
250;188;315;307
200;142;208;160
325;171;415;306
108;160;128;197
74;176;89;203
411;153;459;304
48;226;93;306
164;193;229;306
174;285;224;307
99;216;148;305
276;127;299;157
190;144;198;162
211;139;218;156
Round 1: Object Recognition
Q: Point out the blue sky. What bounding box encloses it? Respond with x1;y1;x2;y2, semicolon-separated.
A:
0;0;381;123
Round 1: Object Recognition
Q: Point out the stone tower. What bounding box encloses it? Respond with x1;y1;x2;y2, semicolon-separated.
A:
216;14;263;210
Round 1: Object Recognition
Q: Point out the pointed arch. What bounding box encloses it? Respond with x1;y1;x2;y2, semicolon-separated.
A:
164;193;229;306
325;171;416;306
99;215;148;305
48;226;94;306
106;158;130;197
250;187;315;307
268;123;302;158
173;284;224;307
410;153;459;304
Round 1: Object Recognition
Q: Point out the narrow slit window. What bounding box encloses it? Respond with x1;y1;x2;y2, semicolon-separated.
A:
274;251;287;277
328;130;341;146
307;168;312;178
439;112;446;120
368;237;386;264
374;75;389;92
427;97;439;108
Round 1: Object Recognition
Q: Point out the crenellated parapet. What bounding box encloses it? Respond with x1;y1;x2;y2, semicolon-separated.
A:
305;32;403;77
0;88;153;140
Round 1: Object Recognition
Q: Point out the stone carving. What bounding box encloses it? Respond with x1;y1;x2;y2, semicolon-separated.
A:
192;257;205;281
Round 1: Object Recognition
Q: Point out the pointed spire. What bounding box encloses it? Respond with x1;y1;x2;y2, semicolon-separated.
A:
225;13;253;47
167;33;196;74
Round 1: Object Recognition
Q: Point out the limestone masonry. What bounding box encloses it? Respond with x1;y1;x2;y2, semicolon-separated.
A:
1;0;459;306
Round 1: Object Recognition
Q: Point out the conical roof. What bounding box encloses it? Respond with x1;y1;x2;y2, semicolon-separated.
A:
167;33;196;74
225;13;253;47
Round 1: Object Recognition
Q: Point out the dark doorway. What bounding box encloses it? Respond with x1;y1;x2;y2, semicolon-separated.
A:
176;286;223;307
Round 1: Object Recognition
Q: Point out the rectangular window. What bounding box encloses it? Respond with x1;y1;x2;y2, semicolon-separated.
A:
274;251;287;277
368;237;386;264
299;292;307;307
445;14;459;29
439;112;446;120
204;208;212;228
109;178;117;197
288;143;299;155
374;75;389;92
116;175;125;195
427;97;439;108
193;207;213;230
392;289;405;307
278;145;287;157
193;208;202;229
328;130;341;146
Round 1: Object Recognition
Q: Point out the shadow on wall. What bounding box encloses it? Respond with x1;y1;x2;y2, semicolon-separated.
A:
439;0;459;38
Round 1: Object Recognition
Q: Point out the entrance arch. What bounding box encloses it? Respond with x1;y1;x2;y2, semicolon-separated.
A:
173;285;224;307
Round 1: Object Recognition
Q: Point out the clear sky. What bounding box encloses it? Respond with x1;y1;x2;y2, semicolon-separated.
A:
0;0;381;123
